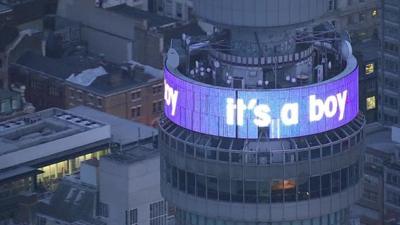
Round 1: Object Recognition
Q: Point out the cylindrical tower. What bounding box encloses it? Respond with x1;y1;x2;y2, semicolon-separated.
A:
160;1;364;225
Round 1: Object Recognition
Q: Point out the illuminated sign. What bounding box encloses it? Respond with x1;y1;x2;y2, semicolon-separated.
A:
164;67;359;139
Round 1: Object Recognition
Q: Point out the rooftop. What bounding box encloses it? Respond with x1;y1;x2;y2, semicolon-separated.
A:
365;123;399;155
104;143;158;164
0;108;110;170
15;51;163;96
108;4;177;28
0;2;11;14
68;106;157;145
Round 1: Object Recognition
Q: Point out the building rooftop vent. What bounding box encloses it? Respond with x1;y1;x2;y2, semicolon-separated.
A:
66;66;107;87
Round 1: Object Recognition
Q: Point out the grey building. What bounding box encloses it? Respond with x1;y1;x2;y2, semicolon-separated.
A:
379;0;400;125
160;0;365;225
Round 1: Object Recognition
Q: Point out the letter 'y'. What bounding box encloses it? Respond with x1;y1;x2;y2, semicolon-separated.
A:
336;90;348;121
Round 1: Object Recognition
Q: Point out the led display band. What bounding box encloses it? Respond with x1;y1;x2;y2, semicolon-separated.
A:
164;66;359;139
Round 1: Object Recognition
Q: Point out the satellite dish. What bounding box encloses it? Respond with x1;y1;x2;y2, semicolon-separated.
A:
166;48;180;69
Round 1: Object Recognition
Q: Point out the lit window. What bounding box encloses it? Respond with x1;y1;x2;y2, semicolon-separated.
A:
372;10;377;17
366;96;376;110
365;63;374;75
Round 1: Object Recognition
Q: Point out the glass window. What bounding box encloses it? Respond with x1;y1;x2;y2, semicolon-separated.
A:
322;146;331;157
271;152;283;164
186;145;194;156
231;152;242;163
311;148;321;159
257;152;270;165
219;151;229;162
179;169;186;192
218;179;230;201
321;174;331;197
187;172;195;195
365;63;374;75
310;176;321;199
297;179;309;201
126;208;137;225
172;167;177;188
341;168;348;190
258;181;270;203
332;171;340;193
333;144;341;154
366;96;376;110
298;151;309;161
177;142;184;153
285;152;296;163
284;179;296;202
195;148;205;159
207;150;217;160
207;177;218;200
196;175;206;198
231;180;243;202
244;181;257;203
271;180;284;203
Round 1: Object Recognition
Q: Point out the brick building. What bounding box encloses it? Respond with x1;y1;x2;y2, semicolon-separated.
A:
9;51;164;126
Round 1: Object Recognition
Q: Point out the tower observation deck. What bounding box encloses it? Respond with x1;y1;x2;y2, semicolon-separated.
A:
160;1;364;224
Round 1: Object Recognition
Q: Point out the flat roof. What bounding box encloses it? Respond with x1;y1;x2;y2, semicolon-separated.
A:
69;106;157;145
365;123;399;155
0;108;111;170
103;143;158;164
108;4;177;28
15;51;163;96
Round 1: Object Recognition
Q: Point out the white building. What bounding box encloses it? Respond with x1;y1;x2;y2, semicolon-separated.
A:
98;144;174;225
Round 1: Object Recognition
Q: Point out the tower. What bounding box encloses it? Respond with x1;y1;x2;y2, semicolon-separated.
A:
160;1;364;224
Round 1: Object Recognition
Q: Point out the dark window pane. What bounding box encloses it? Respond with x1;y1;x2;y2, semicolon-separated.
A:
332;171;340;193
258;181;270;203
244;181;257;203
195;148;205;159
321;174;331;196
310;176;321;199
297;179;309;201
341;168;348;190
207;150;217;160
231;180;243;202
186;145;194;156
207;177;218;200
219;151;229;162
285;152;296;163
333;144;341;154
298;151;309;161
311;148;321;159
322;146;331;157
271;180;284;203
231;152;242;163
187;172;195;195
257;152;270;165
179;169;186;192
177;142;184;153
196;175;206;198
172;167;177;188
218;179;230;201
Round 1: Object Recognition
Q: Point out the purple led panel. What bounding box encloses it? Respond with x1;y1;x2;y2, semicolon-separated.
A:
164;67;359;139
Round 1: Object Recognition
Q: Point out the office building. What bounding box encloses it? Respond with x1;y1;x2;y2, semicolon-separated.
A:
353;124;400;225
159;0;365;224
10;51;164;126
0;106;157;224
379;0;400;125
98;143;174;225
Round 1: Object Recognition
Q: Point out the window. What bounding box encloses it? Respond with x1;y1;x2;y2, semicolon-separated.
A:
97;98;103;107
98;202;109;217
366;96;376;110
365;63;374;75
131;106;141;118
372;9;378;17
207;177;218;200
126;208;137;225
150;201;167;225
152;84;163;94
37;216;47;225
196;175;206;198
153;100;163;113
131;90;141;100
271;180;284;203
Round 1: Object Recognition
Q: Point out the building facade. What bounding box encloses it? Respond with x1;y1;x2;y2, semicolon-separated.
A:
159;1;365;225
10;51;164;126
379;0;400;125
